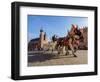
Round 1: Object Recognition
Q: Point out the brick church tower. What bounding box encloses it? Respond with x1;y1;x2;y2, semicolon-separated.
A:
40;28;48;49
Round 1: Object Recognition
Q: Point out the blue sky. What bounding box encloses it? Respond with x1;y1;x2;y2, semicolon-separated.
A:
28;15;88;41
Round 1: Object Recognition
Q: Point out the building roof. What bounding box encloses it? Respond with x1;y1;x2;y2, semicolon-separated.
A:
28;38;40;45
30;38;40;42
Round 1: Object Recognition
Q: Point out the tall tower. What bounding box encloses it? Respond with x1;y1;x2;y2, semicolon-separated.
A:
44;32;46;40
40;28;44;49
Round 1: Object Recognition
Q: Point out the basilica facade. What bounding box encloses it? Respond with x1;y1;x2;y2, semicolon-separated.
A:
28;29;48;51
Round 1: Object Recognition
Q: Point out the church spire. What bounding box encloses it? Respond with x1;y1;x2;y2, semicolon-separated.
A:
40;27;43;32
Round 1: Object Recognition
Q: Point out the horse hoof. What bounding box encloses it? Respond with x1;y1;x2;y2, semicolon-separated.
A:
65;53;68;56
74;55;77;57
58;52;60;54
65;52;69;55
65;53;67;55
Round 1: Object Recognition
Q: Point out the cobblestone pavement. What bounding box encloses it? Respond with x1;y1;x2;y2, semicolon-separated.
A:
28;50;87;66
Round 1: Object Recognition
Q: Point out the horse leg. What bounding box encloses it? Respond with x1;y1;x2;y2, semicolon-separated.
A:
74;45;78;53
61;46;64;55
65;46;69;55
69;38;77;57
57;46;61;55
58;47;60;54
69;44;77;57
51;46;54;54
61;46;66;55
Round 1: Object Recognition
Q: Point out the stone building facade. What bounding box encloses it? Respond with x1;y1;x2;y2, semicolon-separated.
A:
79;27;88;49
28;29;48;51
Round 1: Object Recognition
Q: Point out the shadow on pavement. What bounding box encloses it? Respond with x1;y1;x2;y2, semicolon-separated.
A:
28;53;74;63
28;53;56;62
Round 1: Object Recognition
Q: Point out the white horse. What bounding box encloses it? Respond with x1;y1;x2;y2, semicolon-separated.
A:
48;41;57;53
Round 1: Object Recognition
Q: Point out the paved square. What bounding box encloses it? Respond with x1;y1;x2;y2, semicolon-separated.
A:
28;50;87;66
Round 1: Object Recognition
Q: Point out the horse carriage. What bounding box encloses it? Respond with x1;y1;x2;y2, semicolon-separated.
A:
48;24;84;57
